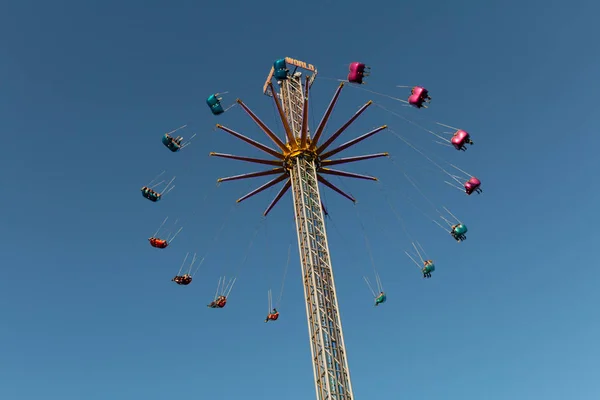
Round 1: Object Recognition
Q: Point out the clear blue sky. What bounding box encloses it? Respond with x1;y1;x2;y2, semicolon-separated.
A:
1;0;599;399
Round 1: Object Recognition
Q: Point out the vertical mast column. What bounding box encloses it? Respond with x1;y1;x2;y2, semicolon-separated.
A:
278;73;355;400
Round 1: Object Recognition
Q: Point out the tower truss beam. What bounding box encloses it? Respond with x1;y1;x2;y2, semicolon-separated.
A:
291;155;354;399
300;77;311;149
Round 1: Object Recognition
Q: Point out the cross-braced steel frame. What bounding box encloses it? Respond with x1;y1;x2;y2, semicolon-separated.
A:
210;59;388;400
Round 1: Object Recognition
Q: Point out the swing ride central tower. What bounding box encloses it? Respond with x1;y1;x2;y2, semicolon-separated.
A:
211;57;388;400
281;69;354;400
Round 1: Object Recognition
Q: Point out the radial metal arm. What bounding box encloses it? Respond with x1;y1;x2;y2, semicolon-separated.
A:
318;168;377;181
209;152;283;167
217;168;284;183
320;153;389;166
216;124;284;159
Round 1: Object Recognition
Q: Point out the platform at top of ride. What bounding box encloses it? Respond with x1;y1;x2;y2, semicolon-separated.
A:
263;57;318;96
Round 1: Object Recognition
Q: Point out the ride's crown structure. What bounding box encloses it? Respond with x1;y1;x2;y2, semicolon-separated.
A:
210;57;388;400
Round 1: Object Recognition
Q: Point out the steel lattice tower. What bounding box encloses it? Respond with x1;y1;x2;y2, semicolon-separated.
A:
210;58;388;400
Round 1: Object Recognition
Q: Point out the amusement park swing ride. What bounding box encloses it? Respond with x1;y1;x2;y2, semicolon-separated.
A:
141;56;483;400
209;57;390;400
